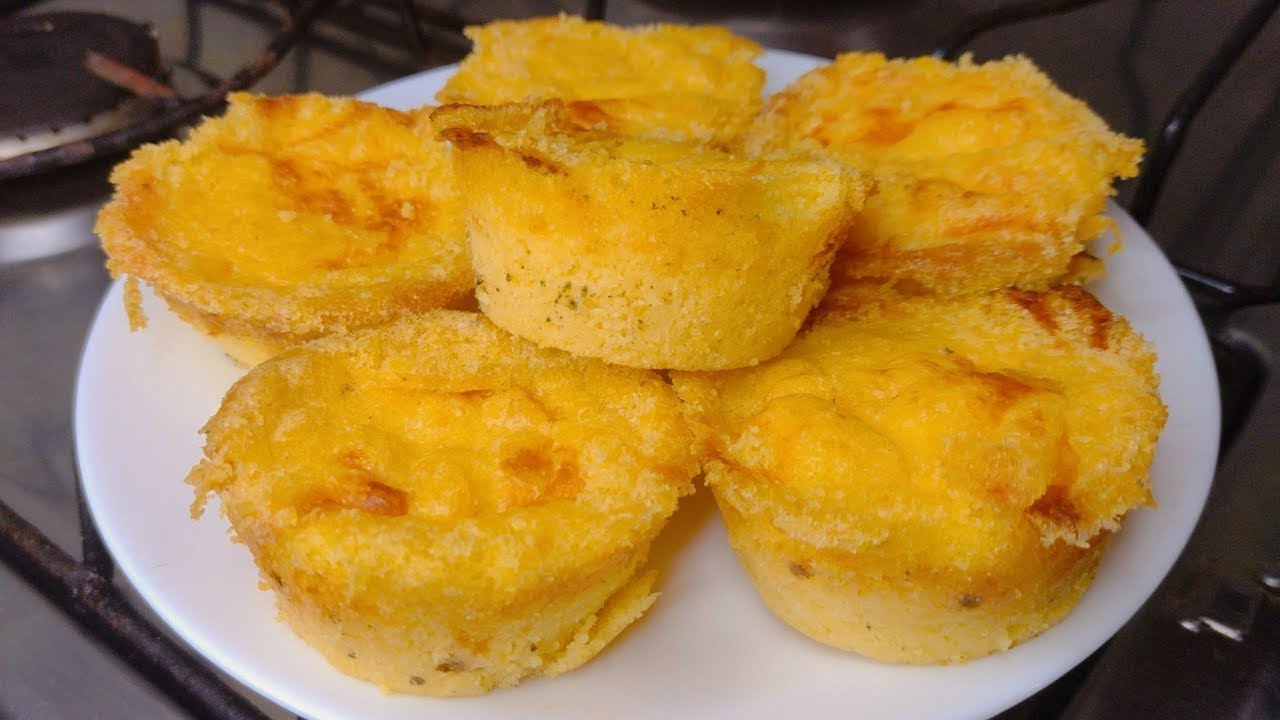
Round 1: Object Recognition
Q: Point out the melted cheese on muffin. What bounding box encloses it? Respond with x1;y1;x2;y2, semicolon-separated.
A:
749;53;1143;295
673;284;1165;662
97;93;471;364
189;310;698;694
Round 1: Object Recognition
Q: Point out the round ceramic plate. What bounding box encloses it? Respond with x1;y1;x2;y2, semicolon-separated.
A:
75;50;1220;720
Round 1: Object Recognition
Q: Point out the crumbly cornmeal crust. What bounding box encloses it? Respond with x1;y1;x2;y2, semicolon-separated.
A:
431;100;868;371
749;53;1144;296
437;14;764;144
673;284;1166;662
188;311;698;694
96;92;471;366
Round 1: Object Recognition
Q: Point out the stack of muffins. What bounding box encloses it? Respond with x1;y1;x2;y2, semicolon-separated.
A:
95;15;1166;696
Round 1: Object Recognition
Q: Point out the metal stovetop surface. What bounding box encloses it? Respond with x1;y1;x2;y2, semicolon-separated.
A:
1;1;1277;718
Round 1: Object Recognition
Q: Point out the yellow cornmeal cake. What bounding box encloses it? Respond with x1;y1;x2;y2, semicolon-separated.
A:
187;310;699;695
437;15;764;144
431;100;867;371
96;93;470;366
672;284;1166;663
748;53;1144;296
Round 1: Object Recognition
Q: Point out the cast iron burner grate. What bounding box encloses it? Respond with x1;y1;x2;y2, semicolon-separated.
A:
0;0;342;181
0;2;1277;719
0;12;165;161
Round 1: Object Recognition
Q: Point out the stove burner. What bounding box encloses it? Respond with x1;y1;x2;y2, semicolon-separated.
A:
0;12;167;265
0;12;165;161
0;1;338;268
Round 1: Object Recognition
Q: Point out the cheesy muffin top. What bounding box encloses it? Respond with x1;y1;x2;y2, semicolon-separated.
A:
438;15;764;144
674;283;1165;570
749;53;1144;295
751;53;1136;171
189;310;698;614
97;93;471;340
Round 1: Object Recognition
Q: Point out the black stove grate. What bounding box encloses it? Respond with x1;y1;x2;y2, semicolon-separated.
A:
0;2;1277;719
0;0;347;181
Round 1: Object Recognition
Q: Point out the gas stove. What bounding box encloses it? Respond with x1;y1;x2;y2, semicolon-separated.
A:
1;2;1278;719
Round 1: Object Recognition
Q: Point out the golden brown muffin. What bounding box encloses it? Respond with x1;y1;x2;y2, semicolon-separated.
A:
96;93;471;366
431;100;867;371
188;310;698;695
437;15;764;144
673;283;1166;663
748;53;1143;296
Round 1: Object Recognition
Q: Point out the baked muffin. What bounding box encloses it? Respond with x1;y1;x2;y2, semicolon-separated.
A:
432;100;867;370
187;310;698;695
437;15;764;145
96;93;471;366
673;283;1166;663
749;53;1143;295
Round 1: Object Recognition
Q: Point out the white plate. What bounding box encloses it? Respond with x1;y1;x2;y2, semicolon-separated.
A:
75;50;1220;720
